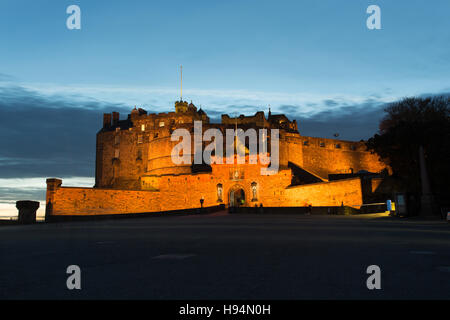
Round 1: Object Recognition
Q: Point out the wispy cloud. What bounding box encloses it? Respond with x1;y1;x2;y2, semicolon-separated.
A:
0;84;131;179
0;72;15;82
20;82;401;117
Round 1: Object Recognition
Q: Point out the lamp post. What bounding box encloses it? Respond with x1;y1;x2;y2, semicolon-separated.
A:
200;196;204;210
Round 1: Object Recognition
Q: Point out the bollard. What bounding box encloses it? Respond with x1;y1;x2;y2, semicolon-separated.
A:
16;200;40;224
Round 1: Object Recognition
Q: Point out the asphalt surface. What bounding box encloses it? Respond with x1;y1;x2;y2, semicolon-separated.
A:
0;212;449;299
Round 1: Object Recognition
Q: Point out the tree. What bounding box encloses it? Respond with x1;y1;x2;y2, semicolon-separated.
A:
366;96;450;201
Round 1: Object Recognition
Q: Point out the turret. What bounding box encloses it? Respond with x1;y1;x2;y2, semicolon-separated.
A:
175;100;189;113
103;113;111;128
112;112;120;126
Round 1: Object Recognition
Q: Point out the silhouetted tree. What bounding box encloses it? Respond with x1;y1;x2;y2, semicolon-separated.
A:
366;96;450;201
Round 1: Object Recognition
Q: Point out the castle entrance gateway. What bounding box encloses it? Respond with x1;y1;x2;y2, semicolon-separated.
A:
229;185;246;208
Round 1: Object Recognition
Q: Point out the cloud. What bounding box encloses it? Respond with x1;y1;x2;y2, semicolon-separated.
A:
278;105;299;114
0;85;129;178
418;91;450;99
275;98;392;141
23;82;400;116
324;99;339;107
294;102;387;141
0;73;15;82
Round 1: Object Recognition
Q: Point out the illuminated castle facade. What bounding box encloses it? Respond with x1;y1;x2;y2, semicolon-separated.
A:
46;99;390;217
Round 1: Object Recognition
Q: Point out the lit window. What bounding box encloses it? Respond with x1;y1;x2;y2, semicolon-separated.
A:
159;122;165;127
141;124;145;131
138;135;143;144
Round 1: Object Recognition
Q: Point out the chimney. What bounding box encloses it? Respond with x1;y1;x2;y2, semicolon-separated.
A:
103;113;112;128
112;112;120;126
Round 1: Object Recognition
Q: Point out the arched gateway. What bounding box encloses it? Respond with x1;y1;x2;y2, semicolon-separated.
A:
229;185;246;208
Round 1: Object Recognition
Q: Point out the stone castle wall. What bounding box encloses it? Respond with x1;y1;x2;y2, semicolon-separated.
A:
297;136;387;180
47;186;161;216
284;178;363;207
96;110;209;188
46;170;366;217
95;128;149;189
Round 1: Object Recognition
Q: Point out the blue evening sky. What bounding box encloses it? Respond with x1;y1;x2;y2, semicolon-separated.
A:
1;0;449;97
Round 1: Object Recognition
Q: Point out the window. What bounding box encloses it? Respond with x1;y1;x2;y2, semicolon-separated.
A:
137;135;143;144
350;145;356;151
114;149;119;159
335;144;341;149
303;140;309;146
159;122;165;127
137;150;142;160
141;124;145;131
114;135;120;145
319;142;325;147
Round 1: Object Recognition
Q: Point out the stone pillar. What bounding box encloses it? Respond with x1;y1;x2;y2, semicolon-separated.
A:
46;178;62;221
16;201;40;224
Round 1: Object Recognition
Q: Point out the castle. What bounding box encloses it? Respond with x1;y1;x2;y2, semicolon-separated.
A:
45;99;390;218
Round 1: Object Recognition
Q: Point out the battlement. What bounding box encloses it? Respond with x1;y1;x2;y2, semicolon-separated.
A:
221;111;298;133
102;102;209;132
301;136;367;152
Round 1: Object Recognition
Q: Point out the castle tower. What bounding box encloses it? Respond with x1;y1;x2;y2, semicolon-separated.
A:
175;100;189;113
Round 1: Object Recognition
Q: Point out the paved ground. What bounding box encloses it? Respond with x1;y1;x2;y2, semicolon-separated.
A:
0;212;449;299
